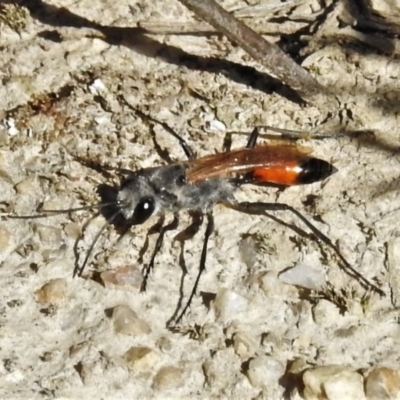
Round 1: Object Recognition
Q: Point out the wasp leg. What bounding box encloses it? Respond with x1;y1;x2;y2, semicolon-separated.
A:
174;212;214;324
244;125;310;148
223;127;262;151
255;125;358;140
246;127;262;148
225;125;345;152
141;214;179;292
229;201;384;296
225;126;294;150
253;125;312;140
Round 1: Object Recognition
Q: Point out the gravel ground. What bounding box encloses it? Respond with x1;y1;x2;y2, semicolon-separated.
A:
1;1;400;399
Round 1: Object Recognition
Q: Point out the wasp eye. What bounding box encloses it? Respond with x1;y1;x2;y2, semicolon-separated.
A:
176;174;186;186
133;197;155;224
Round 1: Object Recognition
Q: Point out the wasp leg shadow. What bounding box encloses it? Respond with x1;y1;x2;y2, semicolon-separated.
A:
229;201;384;296
167;212;204;327
172;212;215;326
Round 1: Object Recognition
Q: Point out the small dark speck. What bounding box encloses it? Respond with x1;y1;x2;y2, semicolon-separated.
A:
302;194;318;208
30;263;39;273
7;299;22;308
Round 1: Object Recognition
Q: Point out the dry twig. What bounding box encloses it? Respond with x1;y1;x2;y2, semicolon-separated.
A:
177;0;336;110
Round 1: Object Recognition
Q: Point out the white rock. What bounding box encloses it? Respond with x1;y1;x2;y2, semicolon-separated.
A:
153;366;185;390
246;355;285;390
206;119;226;132
5;118;19;136
61;305;84;331
279;263;326;290
112;305;151;335
214;288;252;322
88;78;107;95
312;299;341;327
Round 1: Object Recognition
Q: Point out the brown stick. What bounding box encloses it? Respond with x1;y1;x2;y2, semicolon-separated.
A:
177;0;335;109
138;20;306;36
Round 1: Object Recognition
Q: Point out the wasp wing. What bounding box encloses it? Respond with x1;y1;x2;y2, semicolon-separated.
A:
187;145;314;185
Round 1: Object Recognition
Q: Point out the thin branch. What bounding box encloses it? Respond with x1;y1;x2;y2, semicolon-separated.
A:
177;0;336;109
138;20;306;36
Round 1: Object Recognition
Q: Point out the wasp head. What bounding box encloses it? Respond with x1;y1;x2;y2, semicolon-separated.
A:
116;174;157;225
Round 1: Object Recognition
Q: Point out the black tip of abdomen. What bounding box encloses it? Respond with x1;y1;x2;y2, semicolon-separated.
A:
297;158;337;184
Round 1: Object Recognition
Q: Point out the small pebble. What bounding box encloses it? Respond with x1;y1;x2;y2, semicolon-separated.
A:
61;305;84;331
189;115;203;129
279;263;326;290
112;305;151;335
15;177;37;194
33;223;62;246
246;355;285;390
206;119;226;132
63;223;81;241
312;299;341;327
260;271;293;296
203;349;239;391
233;331;258;359
5;117;19;136
124;347;160;372
239;236;258;269
35;279;67;304
101;266;143;290
156;336;172;353
365;366;400;399
214;288;251;322
153;366;185;390
303;365;366;400
88;78;107;95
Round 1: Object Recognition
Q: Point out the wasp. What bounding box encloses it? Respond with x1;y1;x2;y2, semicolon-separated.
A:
8;111;383;323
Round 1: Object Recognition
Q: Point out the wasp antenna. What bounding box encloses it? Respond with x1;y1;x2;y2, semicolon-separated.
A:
5;202;117;220
73;209;122;278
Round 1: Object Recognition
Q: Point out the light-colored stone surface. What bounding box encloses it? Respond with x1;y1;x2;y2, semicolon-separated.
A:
364;366;400;400
1;0;400;398
112;304;151;335
303;365;366;400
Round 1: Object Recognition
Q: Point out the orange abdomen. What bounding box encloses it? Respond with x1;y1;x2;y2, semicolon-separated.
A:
251;158;335;186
